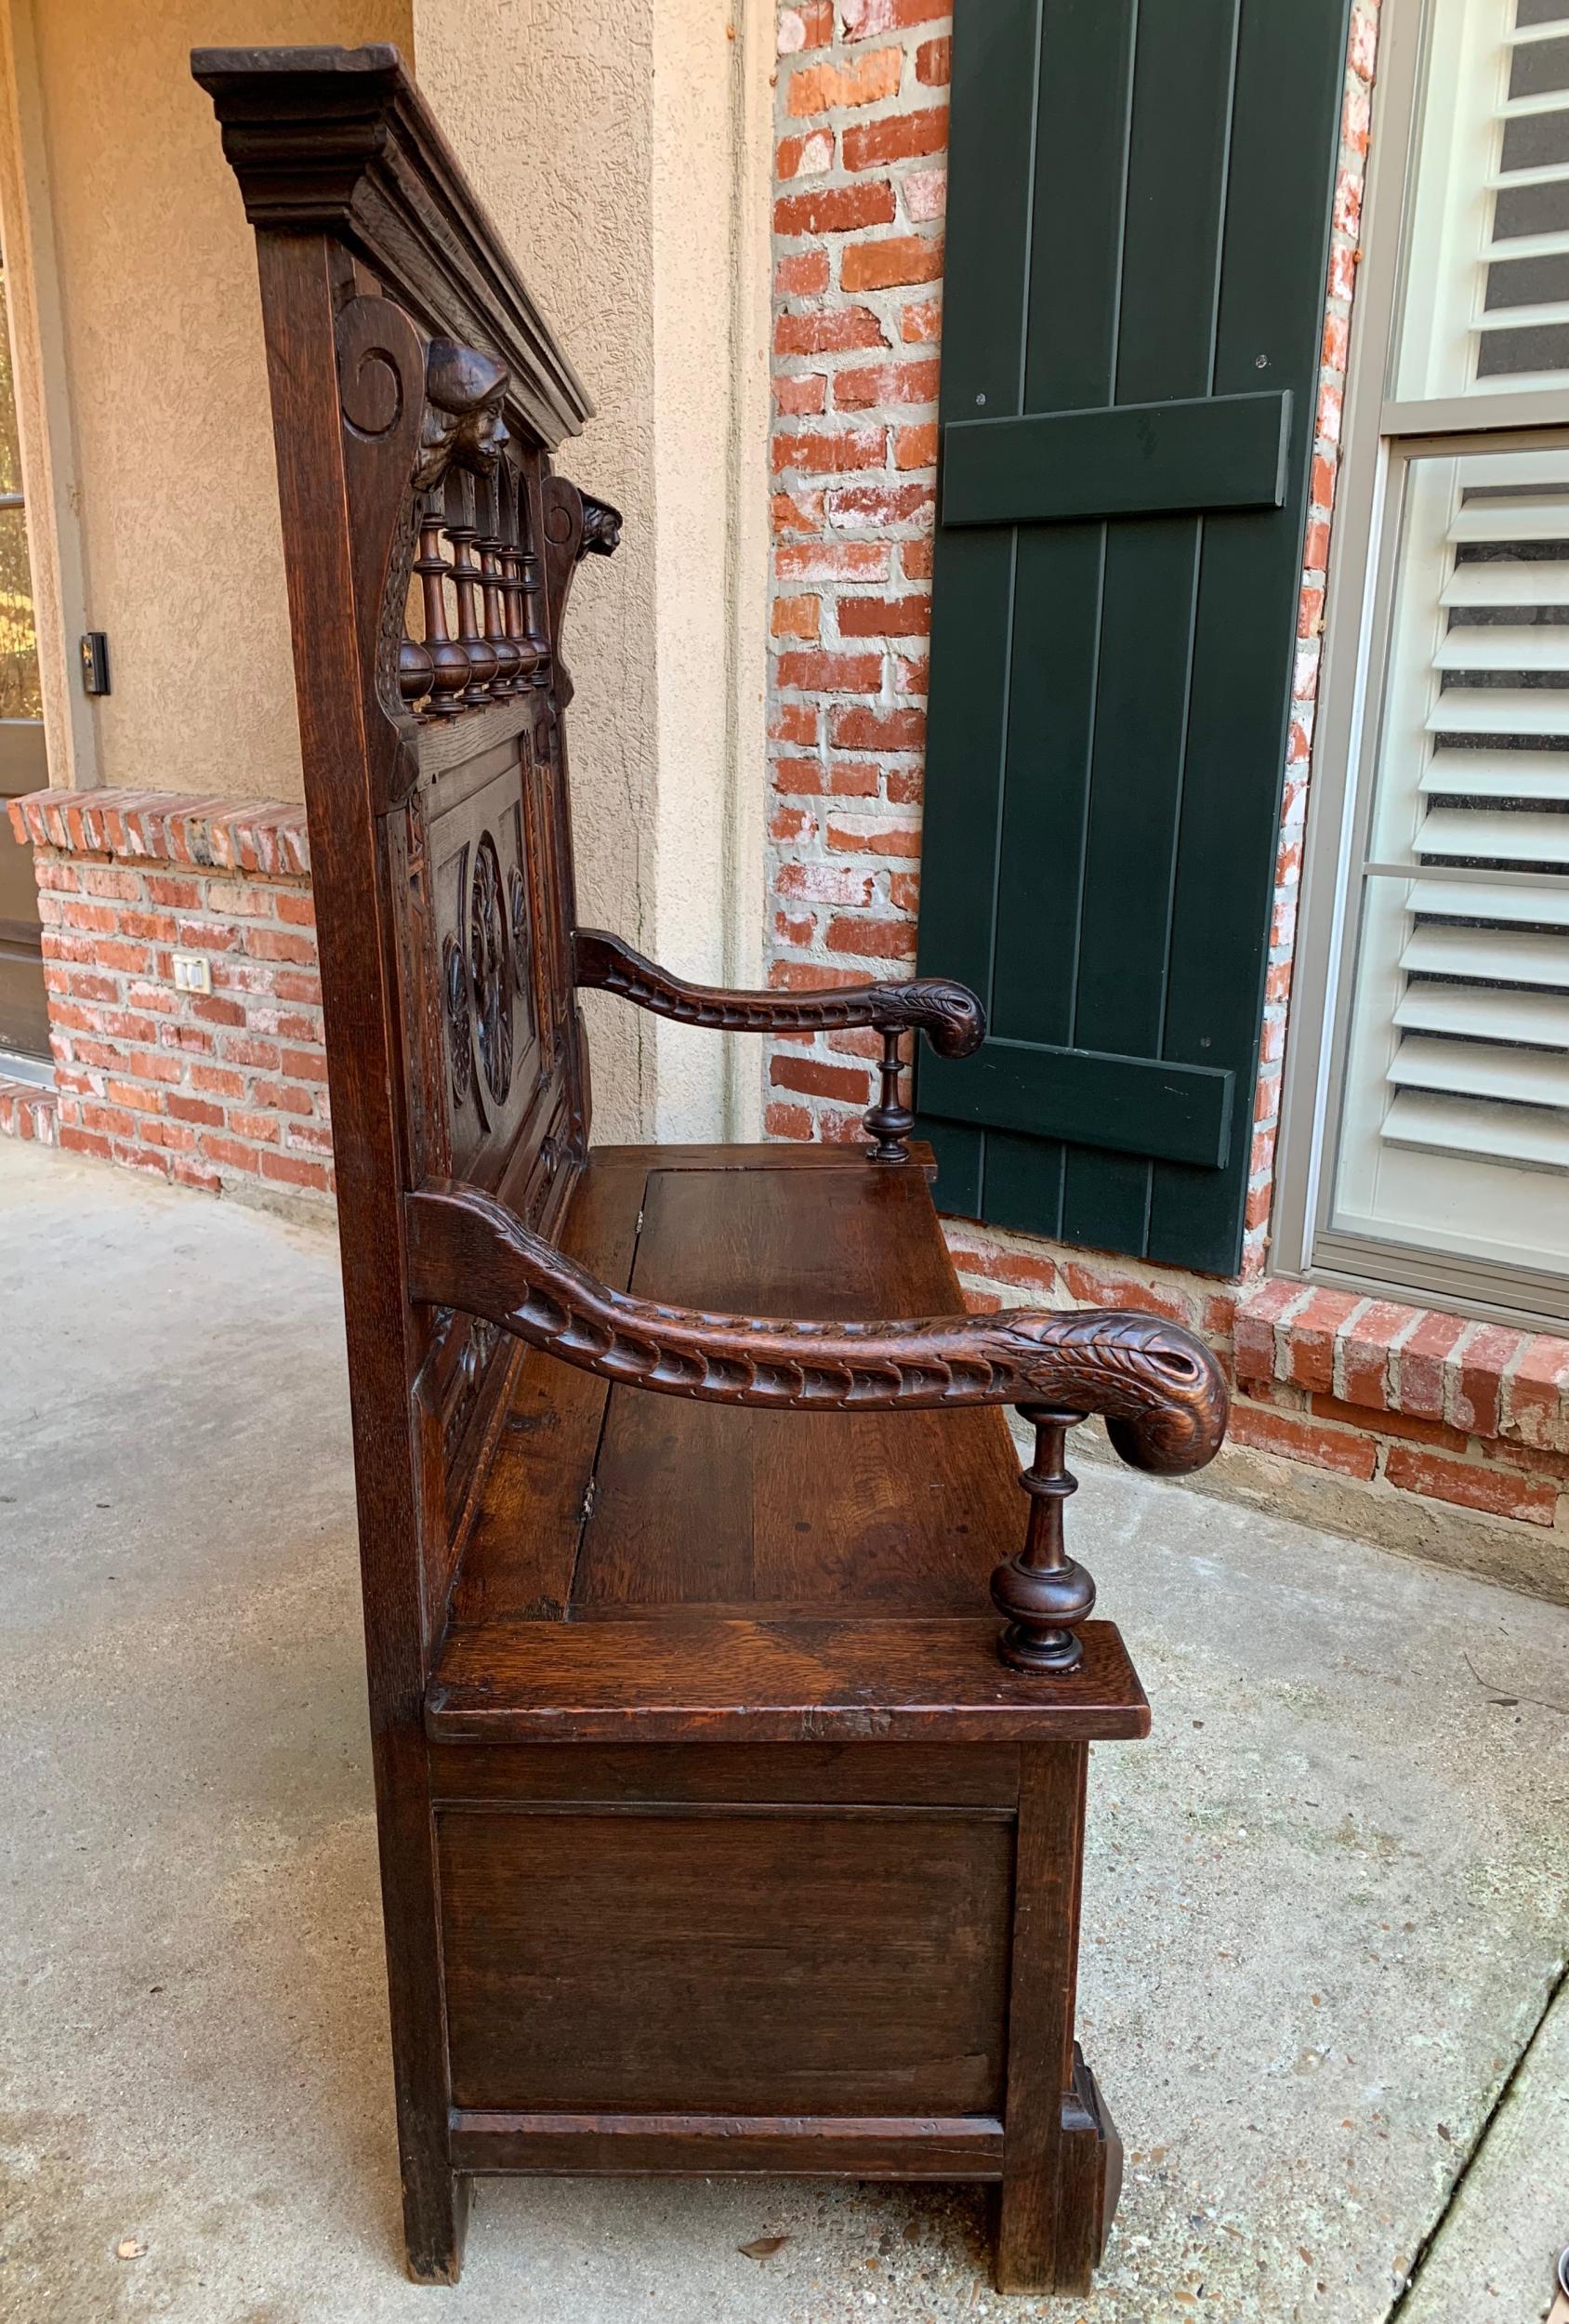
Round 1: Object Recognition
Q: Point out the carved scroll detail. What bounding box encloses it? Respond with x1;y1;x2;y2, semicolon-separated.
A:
405;1181;1229;1467
574;928;985;1059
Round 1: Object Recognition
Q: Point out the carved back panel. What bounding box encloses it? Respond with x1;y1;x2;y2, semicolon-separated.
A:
197;45;618;1652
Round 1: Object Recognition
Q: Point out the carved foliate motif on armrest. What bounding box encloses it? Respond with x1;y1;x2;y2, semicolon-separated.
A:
574;927;984;1057
405;1180;1228;1672
574;928;982;1158
405;1181;1226;1459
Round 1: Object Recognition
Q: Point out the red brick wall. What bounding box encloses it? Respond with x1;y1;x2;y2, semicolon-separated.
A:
764;1;1567;1565
765;0;1371;1225
766;0;949;1144
7;790;333;1205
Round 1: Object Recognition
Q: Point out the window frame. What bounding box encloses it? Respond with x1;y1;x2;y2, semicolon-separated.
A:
1275;0;1569;1333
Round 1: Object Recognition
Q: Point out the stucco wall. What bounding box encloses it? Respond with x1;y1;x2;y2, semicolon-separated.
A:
7;0;411;807
413;0;771;1142
0;0;770;1145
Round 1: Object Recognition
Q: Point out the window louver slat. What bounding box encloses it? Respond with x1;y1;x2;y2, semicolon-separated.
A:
1447;498;1569;538
1416;805;1569;860
1420;746;1569;796
1442;556;1569;603
1378;461;1569;1178
1401;921;1569;983
1382;1089;1569;1171
1406;874;1569;926
1424;684;1569;733
1390;1031;1569;1103
1394;982;1569;1040
1432;622;1569;666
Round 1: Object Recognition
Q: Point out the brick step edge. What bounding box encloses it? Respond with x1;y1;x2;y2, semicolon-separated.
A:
1235;1279;1569;1458
0;1080;59;1144
7;787;310;879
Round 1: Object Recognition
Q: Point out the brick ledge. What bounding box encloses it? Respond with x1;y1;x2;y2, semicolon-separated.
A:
0;1077;59;1145
1235;1279;1569;1455
8;788;309;878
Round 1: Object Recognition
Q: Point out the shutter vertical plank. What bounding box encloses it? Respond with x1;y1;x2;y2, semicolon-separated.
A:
936;0;1140;1238
919;0;1351;1274
1148;0;1351;1272
1059;0;1239;1255
913;0;1045;1219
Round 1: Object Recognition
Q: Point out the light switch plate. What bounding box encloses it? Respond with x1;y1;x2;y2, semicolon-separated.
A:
171;953;211;996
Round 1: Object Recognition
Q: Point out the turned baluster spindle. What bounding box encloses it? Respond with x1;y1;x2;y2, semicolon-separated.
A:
496;464;528;694
499;519;530;685
445;469;498;706
415;499;468;718
518;547;550;686
398;616;434;711
480;470;521;696
862;1025;915;1163
990;1405;1096;1673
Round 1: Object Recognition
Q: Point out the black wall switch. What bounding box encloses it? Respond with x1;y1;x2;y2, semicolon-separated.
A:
79;631;110;696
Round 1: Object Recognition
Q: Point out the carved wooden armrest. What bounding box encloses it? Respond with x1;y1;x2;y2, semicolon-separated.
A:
573;927;985;1160
406;1181;1230;1672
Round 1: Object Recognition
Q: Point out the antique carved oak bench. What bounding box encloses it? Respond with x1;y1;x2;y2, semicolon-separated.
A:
196;46;1228;2298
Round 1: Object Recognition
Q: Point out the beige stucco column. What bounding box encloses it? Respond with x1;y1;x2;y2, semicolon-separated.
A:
413;0;771;1144
0;0;418;808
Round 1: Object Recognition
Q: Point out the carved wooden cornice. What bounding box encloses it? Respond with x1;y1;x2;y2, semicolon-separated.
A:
191;44;591;451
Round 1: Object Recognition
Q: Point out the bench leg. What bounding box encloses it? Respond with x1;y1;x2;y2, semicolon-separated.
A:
402;2157;468;2286
994;1742;1119;2296
374;1736;467;2284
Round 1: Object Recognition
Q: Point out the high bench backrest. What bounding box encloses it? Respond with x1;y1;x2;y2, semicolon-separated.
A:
195;46;613;1666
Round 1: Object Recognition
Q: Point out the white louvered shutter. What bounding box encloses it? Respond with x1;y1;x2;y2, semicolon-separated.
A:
1304;0;1569;1308
1333;447;1569;1273
1398;0;1569;403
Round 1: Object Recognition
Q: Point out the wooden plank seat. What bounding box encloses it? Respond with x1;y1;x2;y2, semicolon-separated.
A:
195;41;1229;2301
430;1144;1147;1737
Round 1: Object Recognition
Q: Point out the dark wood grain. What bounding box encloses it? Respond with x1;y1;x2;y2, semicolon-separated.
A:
995;1743;1101;2296
247;224;465;2287
574;927;984;1052
446;1158;643;1626
448;2113;1005;2178
590;1139;940;1172
1056;2049;1124;2290
406;1178;1230;1459
426;1741;1022;1806
201;40;1191;2295
439;1805;1012;2113
426;1617;1149;1744
571;1165;1022;1613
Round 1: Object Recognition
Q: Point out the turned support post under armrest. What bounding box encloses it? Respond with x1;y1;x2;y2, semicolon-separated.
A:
993;1407;1094;1672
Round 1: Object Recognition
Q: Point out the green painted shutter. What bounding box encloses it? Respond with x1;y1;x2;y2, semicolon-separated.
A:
915;0;1351;1276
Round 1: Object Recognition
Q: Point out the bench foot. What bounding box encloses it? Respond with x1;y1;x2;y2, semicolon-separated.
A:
402;2164;468;2286
994;2046;1122;2295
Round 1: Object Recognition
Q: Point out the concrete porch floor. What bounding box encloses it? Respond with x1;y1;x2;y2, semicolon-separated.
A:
1;1138;1566;2324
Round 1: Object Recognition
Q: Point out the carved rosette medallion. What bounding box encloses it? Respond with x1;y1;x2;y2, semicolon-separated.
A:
442;830;517;1114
